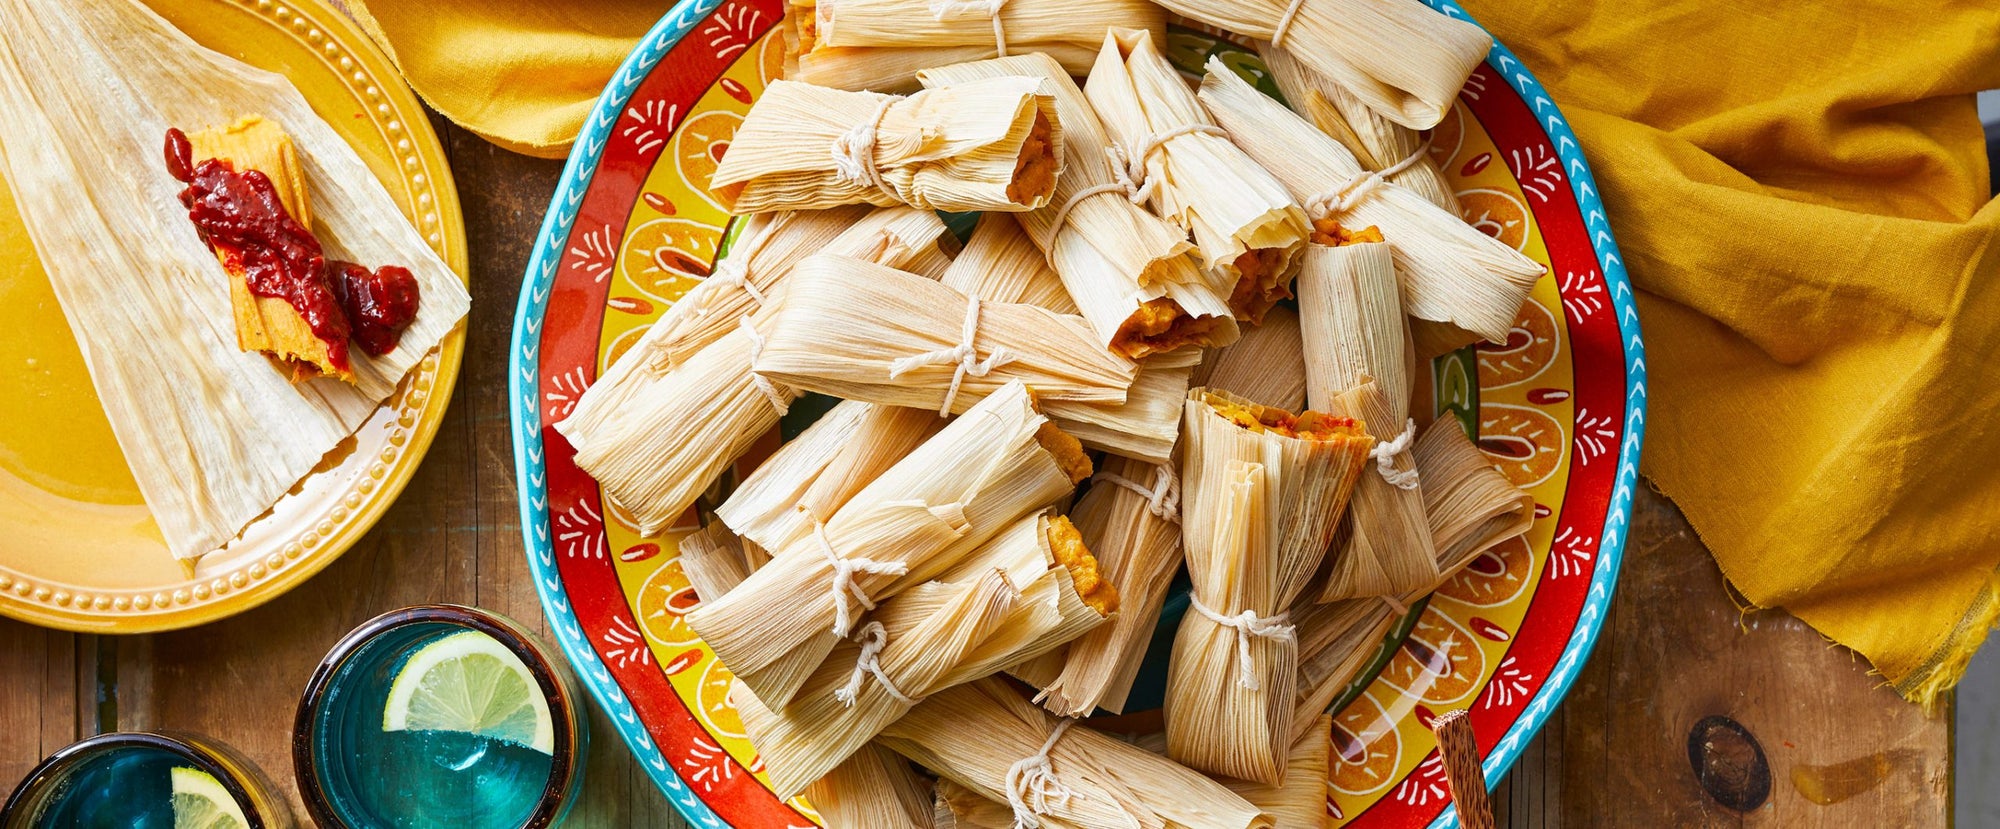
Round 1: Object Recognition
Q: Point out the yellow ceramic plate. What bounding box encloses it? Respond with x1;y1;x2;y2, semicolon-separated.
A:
0;0;467;632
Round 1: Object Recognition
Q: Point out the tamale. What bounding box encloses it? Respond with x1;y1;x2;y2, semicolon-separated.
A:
709;77;1062;214
1084;29;1308;324
806;743;938;829
882;679;1273;829
1125;721;1332;829
1198;60;1542;345
687;381;1088;709
1289;419;1533;739
918;54;1241;359
794;0;1166;92
183;116;351;383
0;0;468;561
752;254;1139;416
679;520;758;601
719;399;946;557
734;511;1114;798
1167;388;1370;784
1150;0;1489;130
1194;305;1307;411
1261;44;1460;215
1301;241;1441;601
1014;455;1183;716
555;208;948;536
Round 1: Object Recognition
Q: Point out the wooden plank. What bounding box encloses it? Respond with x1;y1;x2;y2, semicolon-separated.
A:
1493;487;1951;827
0;621;80;794
111;118;681;828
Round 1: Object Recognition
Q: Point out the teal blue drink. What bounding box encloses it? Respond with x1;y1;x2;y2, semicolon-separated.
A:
2;732;287;829
295;606;586;829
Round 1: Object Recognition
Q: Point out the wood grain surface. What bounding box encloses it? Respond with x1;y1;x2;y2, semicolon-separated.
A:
0;117;1950;828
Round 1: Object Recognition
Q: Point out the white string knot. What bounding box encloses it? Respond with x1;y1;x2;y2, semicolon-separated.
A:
1271;0;1309;48
833;621;921;707
1005;719;1075;829
808;510;908;637
831;96;898;192
737;317;791;415
887;294;1016;416
1091;463;1181;522
1304;170;1385;219
930;0;1008;56
704;255;766;307
1369;418;1421;489
1105;123;1228;208
1189;596;1295;690
1379;134;1435;179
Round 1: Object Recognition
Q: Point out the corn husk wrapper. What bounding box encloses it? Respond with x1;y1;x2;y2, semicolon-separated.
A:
1013;455;1184;716
882;679;1273;829
1193;305;1306;411
807;743;937;829
719;400;947;555
919;55;1242;359
556;210;948;536
1084;29;1308;324
709;77;1062;214
795;0;1166;92
1150;0;1488;130
0;0;471;561
1167;389;1371;784
1125;720;1332;829
1301;242;1439;601
1260;44;1459;215
679;521;759;601
1288;420;1533;739
735;511;1112;797
687;381;1088;709
754;254;1139;414
1198;60;1542;345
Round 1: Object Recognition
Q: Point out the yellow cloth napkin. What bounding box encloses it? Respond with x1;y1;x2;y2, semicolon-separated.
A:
1462;0;2000;706
343;0;669;158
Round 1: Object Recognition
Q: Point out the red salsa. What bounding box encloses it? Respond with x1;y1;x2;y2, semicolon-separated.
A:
165;128;420;369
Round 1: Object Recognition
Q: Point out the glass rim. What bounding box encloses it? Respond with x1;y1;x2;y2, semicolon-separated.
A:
1;730;282;829
290;603;583;829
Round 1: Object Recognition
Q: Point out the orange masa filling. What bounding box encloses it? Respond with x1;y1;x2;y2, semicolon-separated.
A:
1034;421;1094;485
1006;110;1058;206
1047;515;1118;616
1310;220;1386;247
1227;247;1292;325
1112;297;1230;359
1204;393;1366;442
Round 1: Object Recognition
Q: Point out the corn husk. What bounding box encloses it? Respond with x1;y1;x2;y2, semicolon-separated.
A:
1289;419;1533;737
1193;305;1306;411
1167;389;1371;784
919;55;1242;359
687;381;1088;709
735;511;1113;798
794;0;1166;92
1150;0;1488;130
754;254;1139;414
710;76;1062;214
679;521;759;601
1014;454;1184;716
0;0;471;561
556;209;947;536
1301;242;1439;601
807;743;938;829
1198;60;1542;345
1260;43;1459;215
1084;29;1308;324
943;213;1078;313
1413;418;1534;577
720;400;947;555
1125;720;1331;829
882;679;1273;829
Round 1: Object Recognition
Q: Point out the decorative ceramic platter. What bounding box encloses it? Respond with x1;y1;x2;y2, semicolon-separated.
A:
0;0;467;632
510;1;1645;825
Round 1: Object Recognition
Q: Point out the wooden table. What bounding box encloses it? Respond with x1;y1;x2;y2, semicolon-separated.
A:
0;118;1951;828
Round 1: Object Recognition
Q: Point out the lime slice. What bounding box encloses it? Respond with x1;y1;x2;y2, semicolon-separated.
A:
382;630;555;755
170;766;248;829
